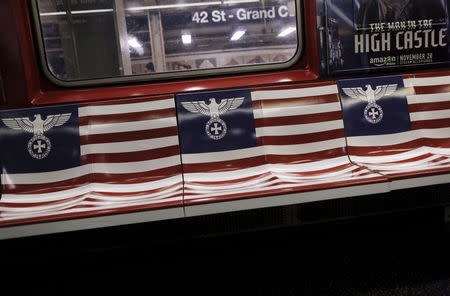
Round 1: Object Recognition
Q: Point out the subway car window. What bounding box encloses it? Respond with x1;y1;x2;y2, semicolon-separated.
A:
34;0;300;83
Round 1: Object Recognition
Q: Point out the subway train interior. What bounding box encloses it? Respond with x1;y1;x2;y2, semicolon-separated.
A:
0;0;449;240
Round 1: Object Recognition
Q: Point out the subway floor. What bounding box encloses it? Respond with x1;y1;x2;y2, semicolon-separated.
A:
1;206;450;295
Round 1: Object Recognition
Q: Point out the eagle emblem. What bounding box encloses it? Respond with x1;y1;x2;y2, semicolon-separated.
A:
1;113;71;159
342;84;397;124
181;97;245;140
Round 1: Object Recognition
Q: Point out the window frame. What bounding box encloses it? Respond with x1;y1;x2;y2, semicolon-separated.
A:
30;0;304;88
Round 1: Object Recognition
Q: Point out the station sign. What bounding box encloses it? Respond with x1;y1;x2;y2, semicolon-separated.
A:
191;5;291;24
163;4;295;29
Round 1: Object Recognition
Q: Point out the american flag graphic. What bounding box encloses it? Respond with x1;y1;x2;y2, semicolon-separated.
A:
182;82;387;206
0;74;449;230
345;74;450;186
0;95;183;226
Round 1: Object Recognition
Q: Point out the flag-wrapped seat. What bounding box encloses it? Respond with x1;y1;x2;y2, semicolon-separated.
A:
340;74;450;190
0;96;184;228
178;82;389;216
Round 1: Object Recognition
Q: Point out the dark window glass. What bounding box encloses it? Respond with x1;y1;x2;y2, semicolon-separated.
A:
35;0;300;82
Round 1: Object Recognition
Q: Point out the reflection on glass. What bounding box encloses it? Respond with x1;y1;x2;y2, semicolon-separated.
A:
36;0;299;81
279;26;296;37
231;30;246;41
182;34;192;44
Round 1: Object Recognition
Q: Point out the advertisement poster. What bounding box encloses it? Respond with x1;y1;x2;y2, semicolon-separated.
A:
318;0;450;74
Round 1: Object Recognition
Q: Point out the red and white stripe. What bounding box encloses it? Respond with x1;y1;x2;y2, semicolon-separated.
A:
183;82;387;206
347;74;450;185
2;75;449;232
0;96;183;226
